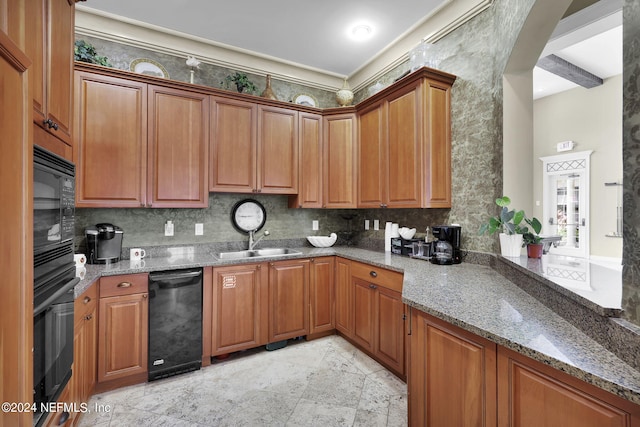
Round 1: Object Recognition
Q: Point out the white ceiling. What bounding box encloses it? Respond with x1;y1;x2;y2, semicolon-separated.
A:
77;0;449;77
77;0;622;98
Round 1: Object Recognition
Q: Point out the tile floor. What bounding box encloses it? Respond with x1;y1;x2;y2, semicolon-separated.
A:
78;335;408;426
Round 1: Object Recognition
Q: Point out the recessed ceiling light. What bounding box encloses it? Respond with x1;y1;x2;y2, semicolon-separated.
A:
351;24;372;41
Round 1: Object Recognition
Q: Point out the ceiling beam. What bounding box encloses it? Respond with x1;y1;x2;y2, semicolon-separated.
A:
536;54;603;88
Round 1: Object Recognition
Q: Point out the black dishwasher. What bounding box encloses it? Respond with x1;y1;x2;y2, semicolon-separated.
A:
148;268;202;381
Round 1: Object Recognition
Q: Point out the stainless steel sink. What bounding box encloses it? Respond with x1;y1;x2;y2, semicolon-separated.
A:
215;248;302;260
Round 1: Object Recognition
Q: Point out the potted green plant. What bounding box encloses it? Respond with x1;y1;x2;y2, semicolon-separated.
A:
222;72;257;94
74;40;111;67
522;218;543;258
479;196;541;257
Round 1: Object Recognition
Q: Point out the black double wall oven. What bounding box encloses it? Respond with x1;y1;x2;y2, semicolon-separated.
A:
33;145;77;427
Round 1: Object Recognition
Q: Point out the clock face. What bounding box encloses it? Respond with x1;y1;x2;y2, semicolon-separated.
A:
231;199;267;233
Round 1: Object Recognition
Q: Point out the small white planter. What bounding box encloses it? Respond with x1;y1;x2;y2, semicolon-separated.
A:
499;233;523;257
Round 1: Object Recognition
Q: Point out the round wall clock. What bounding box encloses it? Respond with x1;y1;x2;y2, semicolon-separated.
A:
231;199;267;233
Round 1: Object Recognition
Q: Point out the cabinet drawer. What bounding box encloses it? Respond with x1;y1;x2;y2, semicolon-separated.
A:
351;262;403;292
100;273;148;298
75;282;98;324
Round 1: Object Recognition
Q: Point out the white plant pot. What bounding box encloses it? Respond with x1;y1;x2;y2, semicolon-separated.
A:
499;233;523;257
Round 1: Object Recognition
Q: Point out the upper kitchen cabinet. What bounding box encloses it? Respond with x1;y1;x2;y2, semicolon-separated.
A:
74;66;209;208
148;85;209;208
357;68;456;208
210;97;299;194
323;111;357;208
289;112;323;208
74;71;148;208
26;0;74;158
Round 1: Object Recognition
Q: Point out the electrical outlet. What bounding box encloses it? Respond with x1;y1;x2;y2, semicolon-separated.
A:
195;223;204;235
164;220;174;237
364;219;370;230
373;220;379;230
312;220;319;231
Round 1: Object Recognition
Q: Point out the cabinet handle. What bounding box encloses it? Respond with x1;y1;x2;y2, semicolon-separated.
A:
117;281;132;288
142;294;148;299
44;118;58;130
257;264;261;270
84;314;92;321
369;271;377;278
141;203;146;207
369;284;377;289
83;296;91;304
57;411;69;425
310;258;315;263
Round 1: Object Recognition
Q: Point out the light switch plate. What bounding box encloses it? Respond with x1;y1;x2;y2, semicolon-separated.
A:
373;220;379;230
312;220;319;231
364;219;370;230
195;223;204;235
164;221;174;236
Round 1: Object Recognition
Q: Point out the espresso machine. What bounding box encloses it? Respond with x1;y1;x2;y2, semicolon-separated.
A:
85;223;124;264
430;225;462;265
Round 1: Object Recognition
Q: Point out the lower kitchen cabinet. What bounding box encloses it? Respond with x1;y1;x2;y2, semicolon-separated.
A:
210;263;268;356
43;382;73;427
408;308;497;426
309;257;335;335
97;273;148;391
72;282;98;421
350;261;406;378
268;259;310;342
497;346;640;427
335;257;353;335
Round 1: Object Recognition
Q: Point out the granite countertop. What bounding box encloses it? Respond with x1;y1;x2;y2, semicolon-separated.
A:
74;245;640;405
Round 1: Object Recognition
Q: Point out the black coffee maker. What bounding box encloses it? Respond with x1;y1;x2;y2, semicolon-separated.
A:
430;225;462;265
85;223;124;264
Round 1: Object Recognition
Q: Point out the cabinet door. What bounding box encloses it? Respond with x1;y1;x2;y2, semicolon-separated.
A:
209;96;257;193
358;101;387;208
24;0;46;125
335;257;353;336
352;277;375;353
324;113;356;208
73;284;97;405
375;286;405;376
423;79;452;208
387;82;422;208
268;259;309;342
45;0;74;145
408;309;497;427
309;257;335;335
497;347;640;427
290;112;323;208
258;105;298;194
211;263;268;355
74;72;148;207
98;293;148;383
148;86;209;207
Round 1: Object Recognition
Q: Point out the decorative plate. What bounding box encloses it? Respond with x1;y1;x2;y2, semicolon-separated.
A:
292;93;318;107
130;58;170;79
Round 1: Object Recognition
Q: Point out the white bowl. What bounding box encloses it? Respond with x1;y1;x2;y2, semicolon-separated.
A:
398;227;416;240
307;233;337;248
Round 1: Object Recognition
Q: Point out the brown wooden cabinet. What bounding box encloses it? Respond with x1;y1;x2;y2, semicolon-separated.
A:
26;0;74;160
97;273;148;391
210;263;268;356
210;97;298;194
289;112;323;208
148;85;209;207
74;70;209;208
324;112;357;208
408;308;497;427
335;257;353;336
357;69;455;208
74;71;148;207
497;346;640;427
351;261;405;377
43;382;74;427
309;257;335;335
268;259;310;342
72;283;98;420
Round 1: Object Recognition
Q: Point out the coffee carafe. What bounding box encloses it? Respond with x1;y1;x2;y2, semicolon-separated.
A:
430;225;462;265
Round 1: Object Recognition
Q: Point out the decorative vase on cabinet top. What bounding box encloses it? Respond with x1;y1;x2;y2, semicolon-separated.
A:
261;75;278;100
336;79;354;106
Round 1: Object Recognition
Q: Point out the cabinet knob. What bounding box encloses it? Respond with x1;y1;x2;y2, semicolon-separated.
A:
43;118;58;130
369;284;378;289
310;258;315;263
117;281;132;288
142;294;148;299
84;314;92;321
369;271;377;278
83;296;91;304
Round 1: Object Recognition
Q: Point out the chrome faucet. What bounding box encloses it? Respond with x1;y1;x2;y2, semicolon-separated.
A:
248;230;270;250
